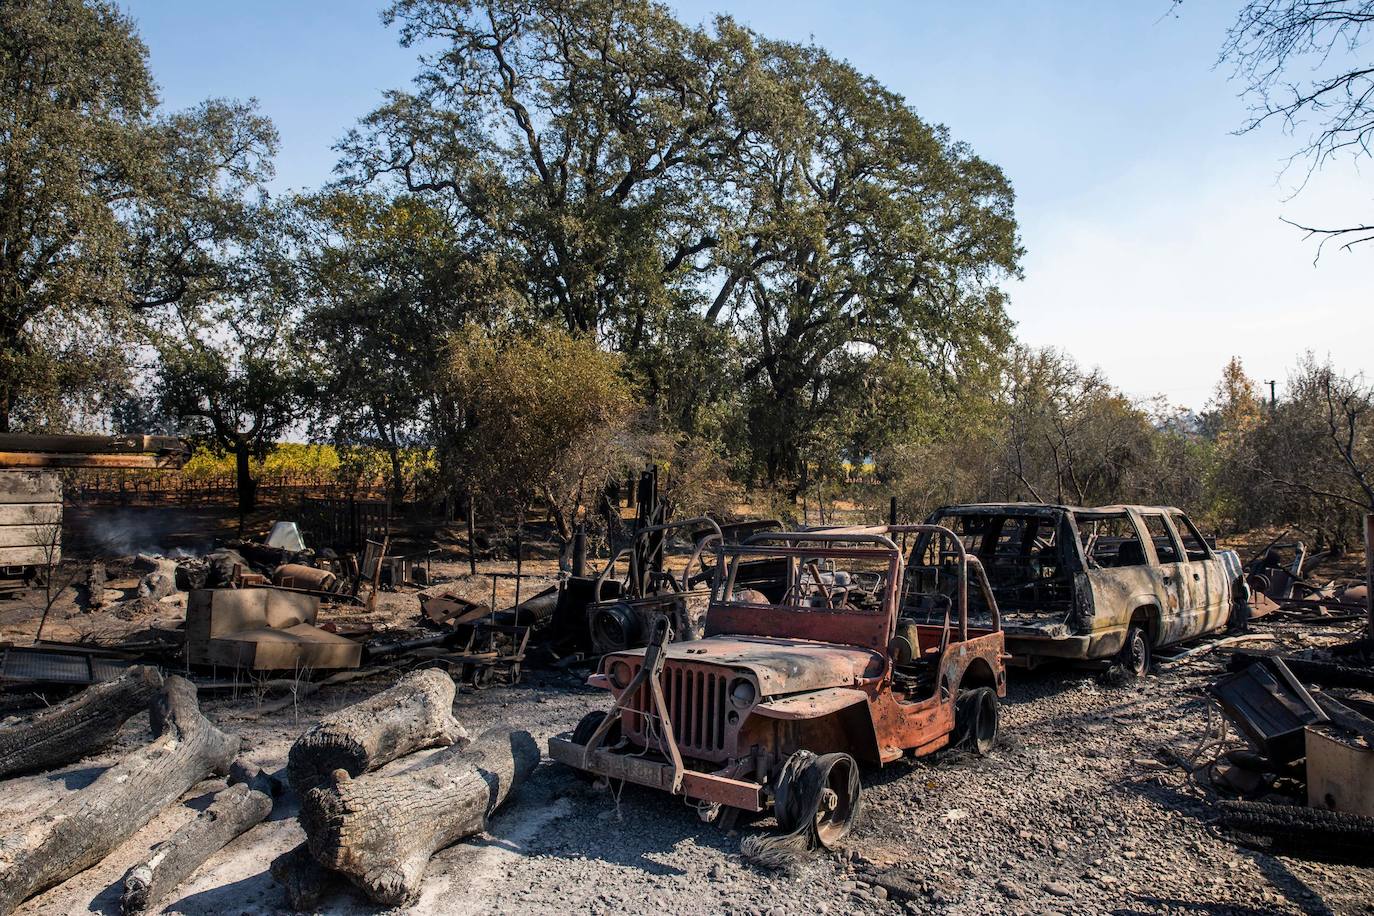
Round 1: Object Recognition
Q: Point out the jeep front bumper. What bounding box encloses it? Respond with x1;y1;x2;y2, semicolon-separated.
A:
548;735;765;811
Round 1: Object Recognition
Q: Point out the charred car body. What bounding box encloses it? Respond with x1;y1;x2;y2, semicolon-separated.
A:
917;503;1245;673
550;525;1006;845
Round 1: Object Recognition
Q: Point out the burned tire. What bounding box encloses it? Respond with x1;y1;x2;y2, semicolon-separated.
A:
955;687;998;756
1118;624;1152;678
568;710;621;783
775;751;861;848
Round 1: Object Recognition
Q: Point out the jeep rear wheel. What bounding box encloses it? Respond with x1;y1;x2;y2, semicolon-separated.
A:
1118;624;1152;678
955;687;998;756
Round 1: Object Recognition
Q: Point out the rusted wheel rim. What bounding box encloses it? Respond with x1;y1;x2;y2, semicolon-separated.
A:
812;756;859;847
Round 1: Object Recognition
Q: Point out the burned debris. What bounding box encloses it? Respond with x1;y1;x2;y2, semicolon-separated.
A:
0;425;1370;913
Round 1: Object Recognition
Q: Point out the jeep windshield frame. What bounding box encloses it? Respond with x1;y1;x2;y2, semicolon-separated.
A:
706;526;997;652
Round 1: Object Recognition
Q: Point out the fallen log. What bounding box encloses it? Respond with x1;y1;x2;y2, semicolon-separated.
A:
1218;799;1374;856
0;665;163;779
0;676;238;916
286;668;466;796
119;763;274;915
300;725;539;905
270;843;341;912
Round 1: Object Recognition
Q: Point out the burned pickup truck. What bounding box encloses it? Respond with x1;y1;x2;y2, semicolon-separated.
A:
914;504;1245;674
550;525;1005;847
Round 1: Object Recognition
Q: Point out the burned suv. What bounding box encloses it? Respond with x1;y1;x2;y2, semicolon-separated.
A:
915;504;1244;673
550;526;1005;847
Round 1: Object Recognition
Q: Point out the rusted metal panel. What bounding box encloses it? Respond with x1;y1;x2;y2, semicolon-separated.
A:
0;452;183;469
753;686;868;720
606;637;881;697
1210;657;1327;762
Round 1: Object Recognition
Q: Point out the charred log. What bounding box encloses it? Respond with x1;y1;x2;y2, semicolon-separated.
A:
269;844;341;912
0;676;237;915
300;726;538;905
286;669;465;796
0;666;163;779
1219;799;1374;854
119;772;273;914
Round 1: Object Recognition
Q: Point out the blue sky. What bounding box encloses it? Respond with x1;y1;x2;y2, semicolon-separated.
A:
125;0;1371;410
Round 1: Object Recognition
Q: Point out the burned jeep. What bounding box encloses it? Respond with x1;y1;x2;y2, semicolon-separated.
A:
549;525;1006;847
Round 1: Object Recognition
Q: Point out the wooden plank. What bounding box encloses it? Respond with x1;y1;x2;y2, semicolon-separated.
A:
0;525;61;547
0;452;183;469
0;434;183;454
0;504;61;526
0;545;57;566
0;470;60;503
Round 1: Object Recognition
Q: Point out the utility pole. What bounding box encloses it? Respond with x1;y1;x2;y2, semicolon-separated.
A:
1265;380;1277;409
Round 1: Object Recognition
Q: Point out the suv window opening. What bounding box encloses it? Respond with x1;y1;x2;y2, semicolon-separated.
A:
1139;513;1183;565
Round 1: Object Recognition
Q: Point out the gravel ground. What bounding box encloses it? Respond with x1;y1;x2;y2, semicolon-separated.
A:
2;583;1372;914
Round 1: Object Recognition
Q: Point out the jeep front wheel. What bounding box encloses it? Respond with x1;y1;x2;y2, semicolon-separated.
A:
775;750;861;848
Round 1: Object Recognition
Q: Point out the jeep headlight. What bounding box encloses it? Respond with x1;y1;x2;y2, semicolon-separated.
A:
728;676;757;709
608;660;632;690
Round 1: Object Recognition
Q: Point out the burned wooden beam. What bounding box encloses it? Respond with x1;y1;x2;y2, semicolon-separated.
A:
119;764;274;915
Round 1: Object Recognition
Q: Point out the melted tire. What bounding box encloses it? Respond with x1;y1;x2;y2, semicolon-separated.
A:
955;687;998;756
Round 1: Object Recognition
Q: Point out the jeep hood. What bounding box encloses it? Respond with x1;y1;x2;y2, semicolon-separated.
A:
612;635;884;697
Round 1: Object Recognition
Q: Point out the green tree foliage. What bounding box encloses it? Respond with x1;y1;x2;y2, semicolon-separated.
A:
342;0;734;337
294;190;520;499
0;0;276;430
340;0;1021;491
711;31;1020;484
1234;355;1374;547
442;323;638;543
152;206;308;516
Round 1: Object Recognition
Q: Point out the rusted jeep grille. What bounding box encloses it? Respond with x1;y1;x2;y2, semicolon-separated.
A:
622;661;730;760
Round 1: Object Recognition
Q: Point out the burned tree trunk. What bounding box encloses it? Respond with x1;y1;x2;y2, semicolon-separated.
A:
0;676;238;916
0;666;163;779
287;669;466;796
119;767;274;915
300;726;538;906
270;843;340;912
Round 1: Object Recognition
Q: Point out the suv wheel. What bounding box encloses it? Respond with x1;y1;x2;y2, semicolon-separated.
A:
955;687;998;756
1119;624;1152;678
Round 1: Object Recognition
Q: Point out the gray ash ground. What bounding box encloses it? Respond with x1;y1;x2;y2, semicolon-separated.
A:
2;613;1372;914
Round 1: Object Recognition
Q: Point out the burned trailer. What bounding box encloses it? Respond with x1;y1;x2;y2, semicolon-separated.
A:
914;503;1245;673
550;526;1006;846
585;517;723;655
